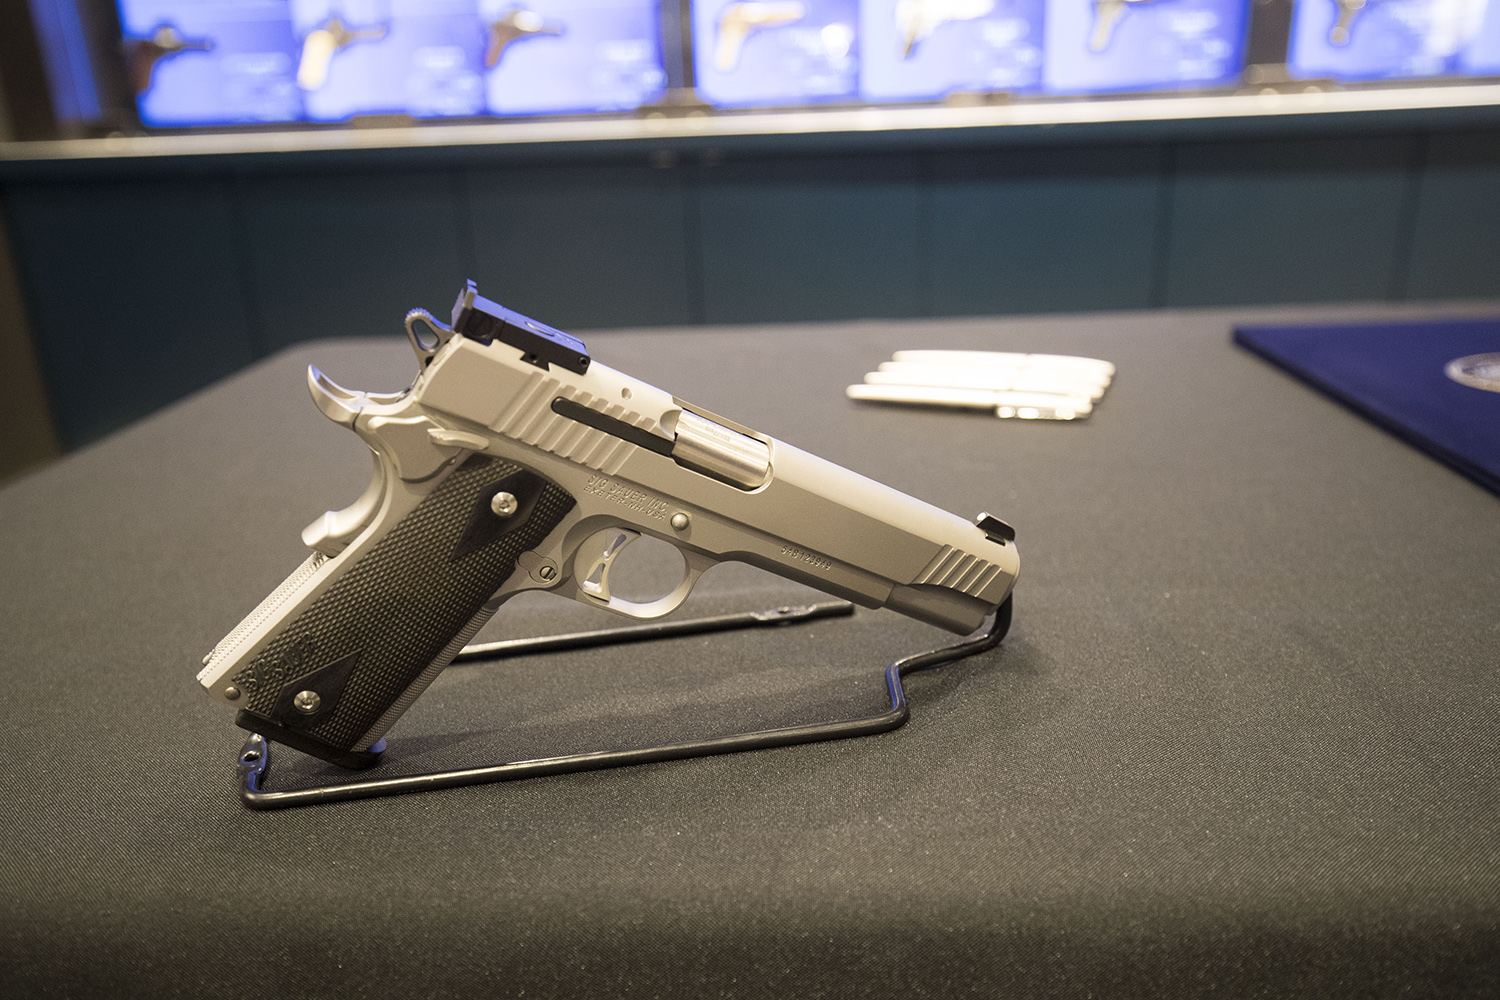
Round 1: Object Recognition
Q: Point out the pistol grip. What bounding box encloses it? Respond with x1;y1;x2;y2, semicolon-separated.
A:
232;455;575;767
297;30;338;90
1089;0;1127;51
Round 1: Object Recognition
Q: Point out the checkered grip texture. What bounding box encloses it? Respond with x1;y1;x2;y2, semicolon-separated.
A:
233;455;575;754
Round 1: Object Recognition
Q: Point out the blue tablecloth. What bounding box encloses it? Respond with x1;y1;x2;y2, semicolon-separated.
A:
1236;318;1500;495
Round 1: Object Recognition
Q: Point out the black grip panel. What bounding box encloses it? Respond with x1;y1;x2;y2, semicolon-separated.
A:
232;455;575;765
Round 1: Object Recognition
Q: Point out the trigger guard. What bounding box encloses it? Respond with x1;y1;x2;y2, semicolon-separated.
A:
599;570;699;620
576;536;712;621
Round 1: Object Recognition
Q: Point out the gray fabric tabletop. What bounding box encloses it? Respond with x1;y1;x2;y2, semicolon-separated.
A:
2;304;1497;998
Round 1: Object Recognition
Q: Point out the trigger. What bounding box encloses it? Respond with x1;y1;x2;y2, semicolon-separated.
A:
578;529;639;602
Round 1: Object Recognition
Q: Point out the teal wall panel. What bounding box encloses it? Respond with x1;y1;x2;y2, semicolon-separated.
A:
1162;135;1416;307
931;145;1166;316
697;156;925;324
2;177;256;447
6;126;1500;450
466;162;694;329
239;170;469;351
1405;132;1500;301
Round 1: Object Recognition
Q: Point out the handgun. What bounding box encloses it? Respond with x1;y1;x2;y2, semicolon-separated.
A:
486;7;564;68
297;16;389;91
1088;0;1153;52
1328;0;1371;45
715;1;807;72
125;24;212;95
894;0;995;59
197;283;1019;769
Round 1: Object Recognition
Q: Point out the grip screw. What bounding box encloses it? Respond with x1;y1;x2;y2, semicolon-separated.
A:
537;565;557;581
670;512;690;531
293;690;322;714
491;492;519;517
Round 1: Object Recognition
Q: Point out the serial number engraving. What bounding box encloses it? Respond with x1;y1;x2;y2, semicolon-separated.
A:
781;543;833;571
584;476;670;519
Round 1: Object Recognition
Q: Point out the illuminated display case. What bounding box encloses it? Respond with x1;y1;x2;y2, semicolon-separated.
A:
858;0;1047;101
1042;0;1252;94
1287;0;1498;82
102;0;1500;123
692;0;859;107
119;0;301;126
480;0;667;116
3;0;1500;152
110;0;668;125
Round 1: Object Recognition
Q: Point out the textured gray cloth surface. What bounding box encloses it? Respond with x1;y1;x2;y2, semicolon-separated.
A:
1;305;1497;998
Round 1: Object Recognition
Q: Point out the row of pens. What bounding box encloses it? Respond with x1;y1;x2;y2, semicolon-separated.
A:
848;350;1115;420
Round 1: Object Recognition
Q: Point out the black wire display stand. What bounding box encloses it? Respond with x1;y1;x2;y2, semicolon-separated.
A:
238;596;1013;809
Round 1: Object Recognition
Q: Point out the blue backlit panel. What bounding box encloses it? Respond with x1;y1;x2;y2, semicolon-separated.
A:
1288;0;1492;81
118;0;665;126
108;0;1500;129
291;0;487;121
693;0;860;108
481;0;666;116
119;0;302;126
1042;0;1251;94
859;0;1045;101
1459;0;1500;74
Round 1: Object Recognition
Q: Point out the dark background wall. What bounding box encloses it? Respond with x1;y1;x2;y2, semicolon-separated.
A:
2;124;1499;452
